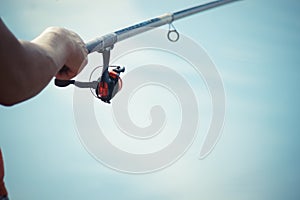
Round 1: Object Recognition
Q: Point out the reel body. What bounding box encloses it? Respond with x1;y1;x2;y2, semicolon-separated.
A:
96;66;125;103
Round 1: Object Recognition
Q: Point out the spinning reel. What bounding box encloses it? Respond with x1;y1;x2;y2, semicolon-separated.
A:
55;49;125;104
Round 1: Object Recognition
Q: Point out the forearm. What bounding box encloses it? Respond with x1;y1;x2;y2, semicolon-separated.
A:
15;39;66;103
0;28;69;105
0;19;87;106
17;28;74;101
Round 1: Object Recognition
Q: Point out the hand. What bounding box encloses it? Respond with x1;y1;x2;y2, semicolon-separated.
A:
54;28;88;80
32;27;88;80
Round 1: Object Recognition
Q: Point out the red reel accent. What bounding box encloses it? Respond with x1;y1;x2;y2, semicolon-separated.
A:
98;81;109;98
109;71;118;79
118;77;123;90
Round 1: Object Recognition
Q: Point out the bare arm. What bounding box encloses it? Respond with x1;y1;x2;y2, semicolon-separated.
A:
0;19;87;106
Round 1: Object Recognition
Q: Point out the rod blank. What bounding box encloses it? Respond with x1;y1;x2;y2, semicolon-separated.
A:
173;0;239;20
86;0;240;53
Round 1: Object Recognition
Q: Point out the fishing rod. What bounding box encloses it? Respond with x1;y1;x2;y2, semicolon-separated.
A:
55;0;241;103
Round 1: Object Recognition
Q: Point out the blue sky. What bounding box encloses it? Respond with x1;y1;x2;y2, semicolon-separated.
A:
1;0;300;199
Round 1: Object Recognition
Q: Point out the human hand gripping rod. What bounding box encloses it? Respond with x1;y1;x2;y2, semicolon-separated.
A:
55;0;241;103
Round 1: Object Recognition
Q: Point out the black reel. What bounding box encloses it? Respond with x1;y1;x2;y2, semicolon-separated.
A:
96;66;125;103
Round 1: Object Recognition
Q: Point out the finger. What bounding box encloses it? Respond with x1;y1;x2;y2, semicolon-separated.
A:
55;65;76;80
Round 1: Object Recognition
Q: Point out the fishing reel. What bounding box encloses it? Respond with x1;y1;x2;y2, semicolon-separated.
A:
55;48;125;104
95;65;125;103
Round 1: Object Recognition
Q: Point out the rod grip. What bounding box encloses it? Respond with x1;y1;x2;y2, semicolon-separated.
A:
54;79;75;87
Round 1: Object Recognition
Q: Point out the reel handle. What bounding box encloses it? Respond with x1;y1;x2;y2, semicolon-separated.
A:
113;66;125;73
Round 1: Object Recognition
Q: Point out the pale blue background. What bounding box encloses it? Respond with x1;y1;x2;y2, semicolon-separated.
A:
0;0;300;199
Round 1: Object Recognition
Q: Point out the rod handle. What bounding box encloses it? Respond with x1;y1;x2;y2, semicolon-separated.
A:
54;79;75;87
